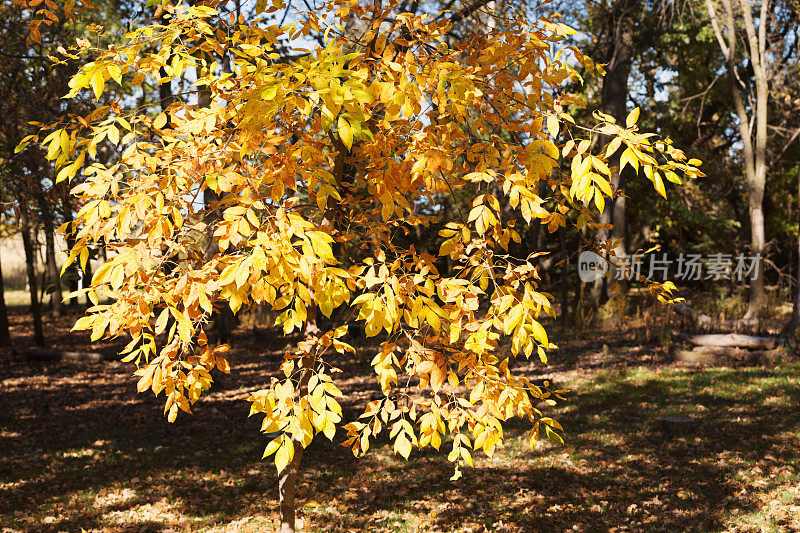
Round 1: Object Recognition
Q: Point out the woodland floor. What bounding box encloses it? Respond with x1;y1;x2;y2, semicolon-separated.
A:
1;309;800;532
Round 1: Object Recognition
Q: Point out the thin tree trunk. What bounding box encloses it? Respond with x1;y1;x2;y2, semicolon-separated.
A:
279;441;304;533
21;216;44;346
277;123;351;532
279;304;319;533
202;187;234;343
0;247;10;346
43;218;62;316
40;268;47;305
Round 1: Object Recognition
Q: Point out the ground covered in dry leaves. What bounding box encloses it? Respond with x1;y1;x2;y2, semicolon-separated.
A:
2;310;800;532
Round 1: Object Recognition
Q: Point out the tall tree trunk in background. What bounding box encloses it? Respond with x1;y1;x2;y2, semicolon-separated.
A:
0;247;10;346
574;228;587;331
63;197;78;306
788;169;800;342
83;256;92;306
43;217;62;316
21;215;44;346
705;0;769;318
560;227;569;329
590;0;635;306
196;52;235;343
156;4;177;114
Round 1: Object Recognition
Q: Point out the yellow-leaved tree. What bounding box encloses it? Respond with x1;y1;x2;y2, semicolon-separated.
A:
31;0;703;529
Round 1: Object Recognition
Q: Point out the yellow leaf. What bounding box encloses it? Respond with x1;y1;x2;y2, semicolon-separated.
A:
546;115;559;138
107;125;119;145
136;365;155;393
275;439;295;473
263;437;282;457
394;433;412;459
619;147;638;174
337;116;353;151
216;357;231;374
154;308;169;335
153;112;168;129
14;134;36;154
653;172;666;198
91;71;105;100
626;107;640;128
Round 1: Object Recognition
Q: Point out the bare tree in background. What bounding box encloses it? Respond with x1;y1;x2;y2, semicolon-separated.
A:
704;0;771;318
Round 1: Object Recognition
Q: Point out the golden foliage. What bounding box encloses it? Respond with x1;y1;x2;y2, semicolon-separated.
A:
37;0;702;475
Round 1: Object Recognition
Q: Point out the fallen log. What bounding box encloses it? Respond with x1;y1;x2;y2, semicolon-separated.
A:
672;303;759;329
676;332;778;350
672;349;719;365
691;345;749;356
19;349;106;362
672;347;782;366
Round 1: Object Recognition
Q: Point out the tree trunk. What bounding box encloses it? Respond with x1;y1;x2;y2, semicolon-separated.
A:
743;155;767;319
279;306;319;532
83;256;92;306
742;0;770;319
590;2;634;306
202;182;234;344
21;216;44;346
574;228;587;331
788;169;800;341
43;218;62;316
705;0;769;319
192;48;236;344
559;227;569;330
276;126;347;531
610;176;626;290
279;444;304;533
156;3;177;114
0;247;10;346
63;198;79;306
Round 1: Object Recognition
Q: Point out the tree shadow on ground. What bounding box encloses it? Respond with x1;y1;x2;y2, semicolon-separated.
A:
2;321;799;532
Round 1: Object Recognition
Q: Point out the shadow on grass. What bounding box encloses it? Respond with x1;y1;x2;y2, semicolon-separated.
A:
2;338;799;531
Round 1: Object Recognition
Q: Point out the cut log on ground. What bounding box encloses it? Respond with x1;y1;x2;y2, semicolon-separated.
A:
672;303;760;329
672;349;719;365
672;346;783;366
691;345;750;356
19;350;106;362
675;332;779;350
